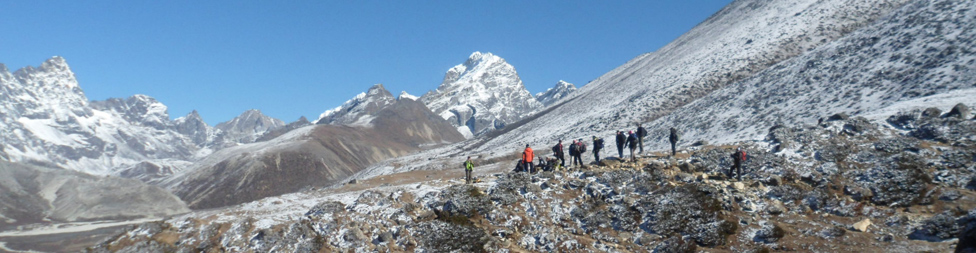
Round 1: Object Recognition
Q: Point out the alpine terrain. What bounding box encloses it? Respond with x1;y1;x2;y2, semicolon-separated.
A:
4;0;976;252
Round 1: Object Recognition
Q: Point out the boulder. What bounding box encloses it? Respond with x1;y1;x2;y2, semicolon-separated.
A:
944;103;971;119
853;219;872;232
921;107;942;118
732;182;746;191
827;113;849;121
766;200;785;215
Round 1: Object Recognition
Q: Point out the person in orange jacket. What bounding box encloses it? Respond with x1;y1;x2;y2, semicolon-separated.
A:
522;144;534;173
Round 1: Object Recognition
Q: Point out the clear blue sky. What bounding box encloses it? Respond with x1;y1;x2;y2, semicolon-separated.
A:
1;0;731;125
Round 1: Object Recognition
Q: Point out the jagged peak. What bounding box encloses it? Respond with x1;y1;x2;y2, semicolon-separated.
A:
40;56;69;71
366;83;393;98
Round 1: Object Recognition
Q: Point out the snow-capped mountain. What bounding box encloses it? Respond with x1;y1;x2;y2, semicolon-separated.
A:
0;57;284;177
421;52;542;138
0;58;198;176
535;80;577;106
214;109;285;145
315;84;396;126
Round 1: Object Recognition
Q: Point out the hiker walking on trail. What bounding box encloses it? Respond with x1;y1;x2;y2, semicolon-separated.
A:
592;136;604;163
625;131;639;162
637;123;648;154
569;140;579;167
464;156;475;184
669;127;680;156
552;140;565;167
729;147;747;181
522;144;535;173
615;131;626;158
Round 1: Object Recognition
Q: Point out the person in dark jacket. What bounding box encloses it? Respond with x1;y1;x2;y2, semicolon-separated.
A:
625;131;639;162
615;131;626;158
636;123;647;155
552;140;565;167
592;136;604;163
669;127;680;156
569;140;579;167
729;147;746;180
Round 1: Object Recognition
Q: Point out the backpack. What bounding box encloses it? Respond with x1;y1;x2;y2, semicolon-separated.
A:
580;143;587;153
552;144;560;155
595;139;604;149
741;151;747;161
569;143;578;156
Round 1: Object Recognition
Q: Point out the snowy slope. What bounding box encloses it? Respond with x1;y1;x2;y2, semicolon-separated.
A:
469;0;914;155
642;0;976;148
421;52;542;138
535;80;577;106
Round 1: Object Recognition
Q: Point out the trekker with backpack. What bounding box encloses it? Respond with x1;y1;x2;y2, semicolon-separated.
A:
463;156;475;184
592;136;605;163
729;147;747;181
552;140;565;167
669;127;680;156
577;138;587;166
626;131;639;163
637;123;648;155
615;131;626;158
522;144;534;173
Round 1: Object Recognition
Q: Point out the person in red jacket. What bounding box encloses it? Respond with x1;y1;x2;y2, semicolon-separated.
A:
522;144;534;173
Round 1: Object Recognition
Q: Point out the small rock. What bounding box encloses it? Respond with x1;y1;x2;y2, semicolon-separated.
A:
732;182;745;191
348;179;359;184
767;200;785;215
765;176;783;186
878;234;894;242
922;107;942;118
853;218;872;232
697;173;709;181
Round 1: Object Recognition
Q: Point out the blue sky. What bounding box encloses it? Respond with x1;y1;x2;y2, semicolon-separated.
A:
1;1;731;125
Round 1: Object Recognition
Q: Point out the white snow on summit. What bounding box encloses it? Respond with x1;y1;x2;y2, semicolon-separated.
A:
421;52;542;137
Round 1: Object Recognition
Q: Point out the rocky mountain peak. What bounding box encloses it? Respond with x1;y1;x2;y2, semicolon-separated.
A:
316;84;397;126
535;80;577;106
215;109;285;144
421;52;542;138
173;110;211;146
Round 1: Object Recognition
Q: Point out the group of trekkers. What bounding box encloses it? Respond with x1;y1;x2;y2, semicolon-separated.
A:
463;123;748;184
